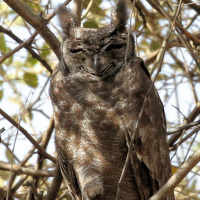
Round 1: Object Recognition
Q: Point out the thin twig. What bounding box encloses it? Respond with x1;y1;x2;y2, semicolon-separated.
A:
11;175;28;194
175;27;200;70
168;101;200;146
45;0;72;20
1;141;20;163
179;48;198;104
3;0;61;59
0;127;5;133
8;135;43;195
73;0;82;26
23;181;44;200
81;0;94;20
0;25;53;73
28;77;51;109
33;115;54;192
7;91;32;200
169;127;200;151
182;0;200;14
167;119;200;135
0;32;38;64
151;0;200;69
0;161;54;177
146;0;200;46
183;131;198;163
135;2;147;37
0;108;56;163
150;2;180;75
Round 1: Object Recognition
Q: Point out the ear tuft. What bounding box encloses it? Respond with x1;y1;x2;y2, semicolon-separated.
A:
114;0;128;26
57;5;78;33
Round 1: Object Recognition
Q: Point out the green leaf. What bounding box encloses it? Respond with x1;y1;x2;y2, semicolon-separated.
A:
0;89;3;100
23;111;33;122
40;43;51;58
171;165;178;175
83;21;99;28
23;72;38;88
12;60;25;70
3;47;13;66
6;149;15;164
25;54;38;68
83;0;102;13
150;40;160;51
0;66;5;76
0;35;7;53
135;21;143;30
8;97;21;106
26;1;43;13
191;179;197;190
0;170;10;183
156;73;168;81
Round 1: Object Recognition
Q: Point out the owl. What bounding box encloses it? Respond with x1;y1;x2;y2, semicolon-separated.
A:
49;0;174;199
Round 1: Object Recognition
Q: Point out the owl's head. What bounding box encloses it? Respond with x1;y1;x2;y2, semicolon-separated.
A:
58;0;134;79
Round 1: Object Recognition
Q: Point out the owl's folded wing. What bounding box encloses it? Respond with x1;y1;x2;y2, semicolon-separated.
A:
58;150;81;200
128;80;174;199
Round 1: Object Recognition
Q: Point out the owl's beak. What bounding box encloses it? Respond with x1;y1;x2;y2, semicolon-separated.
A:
93;54;100;71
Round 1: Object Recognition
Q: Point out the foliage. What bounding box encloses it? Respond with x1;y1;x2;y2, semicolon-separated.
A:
0;0;200;199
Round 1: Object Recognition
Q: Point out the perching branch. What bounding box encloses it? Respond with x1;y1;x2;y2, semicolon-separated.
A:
149;147;200;200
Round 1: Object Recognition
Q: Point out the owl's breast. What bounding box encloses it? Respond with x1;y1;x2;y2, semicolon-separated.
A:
51;64;145;134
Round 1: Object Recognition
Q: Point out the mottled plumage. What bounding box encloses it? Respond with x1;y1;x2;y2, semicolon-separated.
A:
49;1;174;199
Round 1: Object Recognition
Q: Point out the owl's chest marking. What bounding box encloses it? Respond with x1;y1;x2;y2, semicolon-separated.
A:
63;71;126;132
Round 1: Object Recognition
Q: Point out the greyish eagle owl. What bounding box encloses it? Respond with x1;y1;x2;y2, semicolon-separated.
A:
49;0;174;199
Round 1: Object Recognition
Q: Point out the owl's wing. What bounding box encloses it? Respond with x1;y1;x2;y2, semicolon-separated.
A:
139;58;150;78
50;67;81;200
57;147;81;200
128;59;174;199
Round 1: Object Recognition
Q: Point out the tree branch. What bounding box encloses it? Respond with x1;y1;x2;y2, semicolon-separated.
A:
146;0;200;46
182;0;200;15
167;119;200;135
3;0;61;59
168;102;200;146
0;25;53;73
73;0;82;26
0;161;54;177
34;115;55;190
46;161;63;200
81;0;94;21
0;108;56;163
0;31;38;64
149;147;200;200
